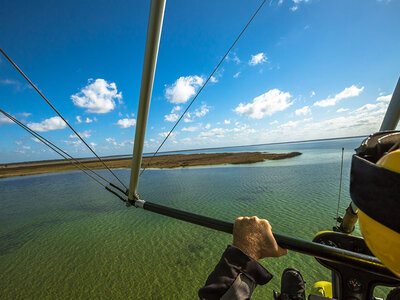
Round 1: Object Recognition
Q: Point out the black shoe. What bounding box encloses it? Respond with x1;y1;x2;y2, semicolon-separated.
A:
278;268;306;300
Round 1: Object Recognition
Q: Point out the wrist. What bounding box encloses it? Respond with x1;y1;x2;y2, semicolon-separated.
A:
232;242;260;261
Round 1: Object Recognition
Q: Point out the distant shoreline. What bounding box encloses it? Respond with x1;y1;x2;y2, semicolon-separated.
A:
0;152;301;179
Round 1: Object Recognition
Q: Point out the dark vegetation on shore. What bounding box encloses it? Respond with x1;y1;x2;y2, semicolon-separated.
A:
0;152;301;178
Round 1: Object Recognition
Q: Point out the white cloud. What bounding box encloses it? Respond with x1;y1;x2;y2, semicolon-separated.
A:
205;123;211;129
116;118;136;128
355;103;380;113
171;106;182;113
194;104;210;117
198;124;256;139
235;89;293;119
376;94;392;102
76;116;94;123
270;120;279;125
159;131;176;138
106;137;117;145
227;52;241;64
0;113;14;125
31;137;41;143
290;6;298;11
249;53;267;66
164;113;179;122
314;85;364;107
69;130;91;139
295;106;311;116
233;72;241;79
182;126;199;132
28;116;66;132
278;120;299;129
71;78;122;113
224;120;231;124
18;112;31;118
210;76;218;83
310;91;316;97
165;75;204;104
336;108;349;113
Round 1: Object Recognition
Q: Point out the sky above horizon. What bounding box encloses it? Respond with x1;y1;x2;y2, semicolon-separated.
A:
1;0;399;163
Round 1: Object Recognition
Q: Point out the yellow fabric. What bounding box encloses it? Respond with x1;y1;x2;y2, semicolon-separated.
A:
359;210;400;277
376;149;400;172
310;281;333;298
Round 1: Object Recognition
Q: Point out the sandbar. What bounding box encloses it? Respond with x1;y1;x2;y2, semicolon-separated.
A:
0;152;301;178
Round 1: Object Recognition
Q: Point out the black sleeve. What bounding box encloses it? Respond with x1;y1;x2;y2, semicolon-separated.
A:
198;245;273;300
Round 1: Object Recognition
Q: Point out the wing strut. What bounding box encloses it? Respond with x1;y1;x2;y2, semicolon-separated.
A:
128;0;166;201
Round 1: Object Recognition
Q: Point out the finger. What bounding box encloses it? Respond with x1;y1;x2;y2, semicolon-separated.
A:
236;217;243;222
251;216;259;221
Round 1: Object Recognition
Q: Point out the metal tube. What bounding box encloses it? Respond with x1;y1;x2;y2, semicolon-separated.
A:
141;200;399;281
129;0;166;200
380;76;400;131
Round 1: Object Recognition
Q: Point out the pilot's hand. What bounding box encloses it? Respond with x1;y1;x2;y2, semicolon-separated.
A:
233;216;288;260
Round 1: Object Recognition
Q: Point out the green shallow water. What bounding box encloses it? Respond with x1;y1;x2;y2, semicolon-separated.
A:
0;138;392;299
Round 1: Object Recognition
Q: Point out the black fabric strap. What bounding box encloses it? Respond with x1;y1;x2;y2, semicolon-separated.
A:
350;155;400;233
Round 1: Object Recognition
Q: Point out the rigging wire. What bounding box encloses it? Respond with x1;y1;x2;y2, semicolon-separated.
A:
0;110;128;201
0;48;128;191
335;147;345;226
139;0;267;176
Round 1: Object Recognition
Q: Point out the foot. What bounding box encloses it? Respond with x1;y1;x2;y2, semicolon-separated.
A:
279;268;306;300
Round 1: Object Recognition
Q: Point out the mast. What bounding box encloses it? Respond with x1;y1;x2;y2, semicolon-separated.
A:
129;0;166;201
380;76;400;131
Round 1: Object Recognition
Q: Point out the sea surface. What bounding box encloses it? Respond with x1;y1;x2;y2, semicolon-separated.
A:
0;137;392;299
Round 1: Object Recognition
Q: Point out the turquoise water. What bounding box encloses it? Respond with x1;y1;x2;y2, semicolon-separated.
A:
0;137;391;299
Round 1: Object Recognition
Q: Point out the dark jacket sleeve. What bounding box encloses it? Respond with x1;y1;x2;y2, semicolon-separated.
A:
198;245;273;300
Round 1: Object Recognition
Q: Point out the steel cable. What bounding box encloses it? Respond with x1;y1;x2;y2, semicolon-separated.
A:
139;0;267;176
0;48;128;191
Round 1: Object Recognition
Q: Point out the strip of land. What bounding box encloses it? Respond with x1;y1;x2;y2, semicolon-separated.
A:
0;152;301;178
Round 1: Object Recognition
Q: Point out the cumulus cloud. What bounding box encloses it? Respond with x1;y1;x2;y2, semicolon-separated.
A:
295;106;311;116
69;130;91;139
198;124;256;139
210;76;218;83
71;78;122;113
376;94;392;102
116;118;136;128
235;89;293;119
248;53;267;66
224;120;231;124
194;104;210;117
76;115;95;123
165;75;204;104
182;126;200;132
0;113;14;125
183;105;210;122
227;52;241;64
28;116;66;132
171;106;182;113
336;108;349;113
164;113;179;122
290;6;298;11
313;85;364;107
310;91;316;97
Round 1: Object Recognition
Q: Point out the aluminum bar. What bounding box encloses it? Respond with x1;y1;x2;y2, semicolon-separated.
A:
129;0;166;200
380;76;400;131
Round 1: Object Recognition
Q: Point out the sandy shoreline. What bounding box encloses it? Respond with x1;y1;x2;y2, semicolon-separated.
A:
0;152;301;178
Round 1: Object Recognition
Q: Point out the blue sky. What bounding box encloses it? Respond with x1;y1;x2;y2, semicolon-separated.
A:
1;0;399;163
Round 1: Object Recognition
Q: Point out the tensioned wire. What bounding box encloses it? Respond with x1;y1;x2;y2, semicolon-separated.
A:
0;109;128;201
139;0;267;176
0;48;128;192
